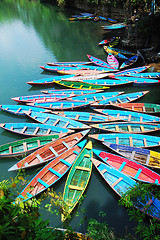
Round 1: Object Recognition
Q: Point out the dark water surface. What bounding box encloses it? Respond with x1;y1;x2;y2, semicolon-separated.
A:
0;0;160;236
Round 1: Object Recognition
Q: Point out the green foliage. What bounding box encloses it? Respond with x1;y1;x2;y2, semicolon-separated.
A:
119;183;160;240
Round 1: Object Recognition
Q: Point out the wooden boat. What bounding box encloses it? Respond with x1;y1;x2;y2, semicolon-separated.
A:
40;65;116;73
76;78;133;87
90;122;160;134
112;75;160;84
92;109;160;123
104;46;128;59
104;46;134;56
122;72;160;78
90;91;149;107
120;55;138;69
103;142;160;169
62;141;93;221
54;80;110;90
69;16;94;21
0;135;61;158
112;102;160;114
115;66;150;76
41;89;104;95
87;54;115;69
27;100;92;111
27;74;75;85
92;158;160;221
0;104;45;116
23;110;90;130
55;228;92;240
11;93;76;103
0;123;74;137
66;91;123;103
99;37;115;46
93;149;160;184
107;53;119;70
52;111;118;123
107;18;117;23
102;23;126;30
89;133;160;148
47;61;92;66
8;130;89;171
57;68;116;75
109;37;120;47
16;140;87;201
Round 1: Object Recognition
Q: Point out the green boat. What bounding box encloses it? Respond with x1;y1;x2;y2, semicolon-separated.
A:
0;135;60;158
54;80;109;90
62;141;93;221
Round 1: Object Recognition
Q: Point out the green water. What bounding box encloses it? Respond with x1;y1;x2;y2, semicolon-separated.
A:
0;0;160;236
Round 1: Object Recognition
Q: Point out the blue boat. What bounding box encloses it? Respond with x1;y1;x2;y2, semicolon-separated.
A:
0;104;45;116
47;61;91;66
87;54;115;69
41;89;103;95
52;111;117;123
27;100;92;110
114;66;150;76
92;109;160;122
76;78;133;87
122;72;160;78
67;91;123;103
120;55;138;69
89;133;160;148
102;23;126;30
104;46;134;56
92;158;160;221
23;110;90;130
27;74;75;85
0;123;74;137
91;91;149;107
113;76;160;84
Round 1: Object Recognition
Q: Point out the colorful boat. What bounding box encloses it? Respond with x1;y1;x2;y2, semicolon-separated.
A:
114;66;150;76
23;111;90;130
122;72;160;78
90;91;149;107
41;89;104;95
112;75;160;84
107;53;119;69
16;140;87;201
104;46;128;59
103;142;160;169
0;123;73;137
93;149;160;184
0;135;61;158
53;80;110;90
109;37;120;47
102;23;126;30
89;133;160;148
92;158;160;221
27;74;75;85
107;18;117;23
76;78;133;87
27;100;92;111
47;61;92;66
111;102;160;114
104;46;135;56
62;141;93;221
90;122;160;134
52;111;118;123
120;55;138;69
99;37;116;46
58;69;112;75
92;109;160;123
11;93;76;103
87;54;115;69
66;91;123;103
0;105;45;116
8;130;89;171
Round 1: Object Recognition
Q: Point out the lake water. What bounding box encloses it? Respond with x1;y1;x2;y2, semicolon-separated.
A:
0;0;160;236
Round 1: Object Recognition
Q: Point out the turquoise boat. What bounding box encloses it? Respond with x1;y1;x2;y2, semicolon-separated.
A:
27;74;75;85
89;133;160;148
76;78;133;87
87;54;115;69
123;72;160;78
0;123;74;137
115;66;150;77
93;109;160;123
92;158;160;221
91;91;149;107
113;76;160;84
23;111;90;130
